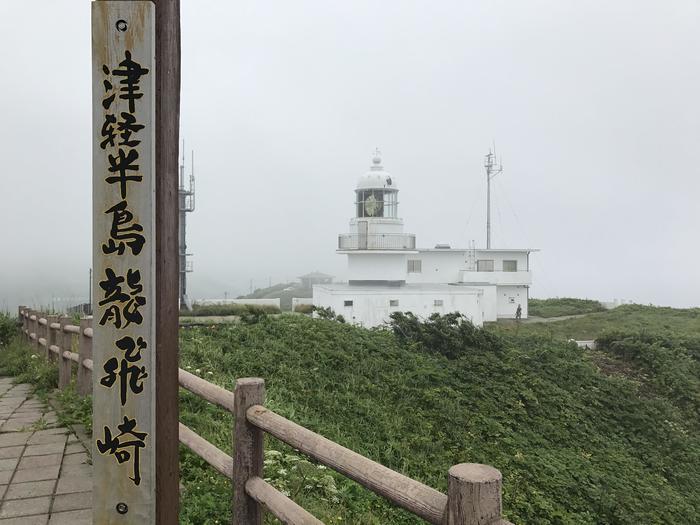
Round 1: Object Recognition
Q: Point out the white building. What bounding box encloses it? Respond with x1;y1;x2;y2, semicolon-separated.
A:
313;152;537;327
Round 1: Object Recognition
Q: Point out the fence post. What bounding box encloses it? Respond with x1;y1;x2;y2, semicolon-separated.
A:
45;315;59;362
58;316;72;390
22;308;28;341
77;317;93;396
17;307;24;339
24;309;30;343
446;463;503;525
17;306;24;337
233;378;266;525
32;311;40;352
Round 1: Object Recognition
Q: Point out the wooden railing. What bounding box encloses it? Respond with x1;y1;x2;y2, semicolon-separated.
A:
16;307;514;525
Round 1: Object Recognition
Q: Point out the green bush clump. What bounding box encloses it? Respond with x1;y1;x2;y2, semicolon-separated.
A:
0;337;57;396
389;311;503;358
0;313;17;347
294;303;314;314
529;298;607;318
595;331;700;416
312;306;345;323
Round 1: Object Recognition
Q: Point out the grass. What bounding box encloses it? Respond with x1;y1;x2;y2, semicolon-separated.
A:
181;303;281;317
2;306;699;524
528;298;607;318
177;312;700;525
492;304;700;340
238;282;313;311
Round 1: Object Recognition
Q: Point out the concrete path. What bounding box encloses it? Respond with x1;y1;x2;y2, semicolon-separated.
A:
0;377;91;524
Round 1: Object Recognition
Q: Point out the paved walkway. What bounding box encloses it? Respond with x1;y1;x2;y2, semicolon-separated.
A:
0;377;91;524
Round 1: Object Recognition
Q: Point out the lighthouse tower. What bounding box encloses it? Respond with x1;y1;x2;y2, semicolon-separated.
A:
337;150;417;285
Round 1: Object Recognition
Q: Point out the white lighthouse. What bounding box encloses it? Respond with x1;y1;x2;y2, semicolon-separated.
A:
340;150;417;286
313;151;537;327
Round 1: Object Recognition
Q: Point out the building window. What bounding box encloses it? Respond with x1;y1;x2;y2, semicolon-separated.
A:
503;260;517;272
343;300;353;307
477;259;494;272
389;299;399;307
434;299;444;307
407;259;422;273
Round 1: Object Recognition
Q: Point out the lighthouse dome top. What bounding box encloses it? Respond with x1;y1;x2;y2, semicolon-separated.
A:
356;150;398;191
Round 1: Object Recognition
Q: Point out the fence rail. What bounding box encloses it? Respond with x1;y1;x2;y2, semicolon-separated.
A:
15;307;513;525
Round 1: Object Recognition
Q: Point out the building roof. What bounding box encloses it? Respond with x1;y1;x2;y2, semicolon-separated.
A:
356;151;398;191
298;271;334;280
314;283;483;295
417;248;539;253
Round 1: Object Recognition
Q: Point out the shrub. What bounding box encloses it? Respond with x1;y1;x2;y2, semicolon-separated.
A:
389;311;503;359
0;337;57;396
294;304;314;314
0;313;16;347
312;306;345;323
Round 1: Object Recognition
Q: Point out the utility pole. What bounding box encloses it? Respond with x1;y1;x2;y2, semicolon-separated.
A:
484;148;503;249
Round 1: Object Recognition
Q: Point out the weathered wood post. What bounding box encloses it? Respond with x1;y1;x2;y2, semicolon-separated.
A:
17;307;25;340
31;311;40;352
46;315;59;362
152;2;182;521
92;1;180;522
446;463;504;525
77;317;93;396
32;310;41;354
58;316;72;390
17;306;24;338
233;378;266;525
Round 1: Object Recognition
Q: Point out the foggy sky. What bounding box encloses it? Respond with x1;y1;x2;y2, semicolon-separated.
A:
1;0;699;312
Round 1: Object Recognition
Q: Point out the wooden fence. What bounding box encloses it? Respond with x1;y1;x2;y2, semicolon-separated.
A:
16;307;514;525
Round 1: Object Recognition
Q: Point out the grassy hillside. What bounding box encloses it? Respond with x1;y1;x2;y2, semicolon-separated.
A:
237;282;311;311
3;306;698;524
493;304;700;340
178;310;700;525
528;298;607;318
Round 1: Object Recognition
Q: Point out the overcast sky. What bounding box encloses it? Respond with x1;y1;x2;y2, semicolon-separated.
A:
1;0;698;312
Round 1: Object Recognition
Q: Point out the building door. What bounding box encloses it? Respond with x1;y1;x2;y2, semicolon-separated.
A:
358;220;368;249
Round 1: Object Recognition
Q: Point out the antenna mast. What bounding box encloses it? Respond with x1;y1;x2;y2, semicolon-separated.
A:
179;146;196;310
484;147;503;249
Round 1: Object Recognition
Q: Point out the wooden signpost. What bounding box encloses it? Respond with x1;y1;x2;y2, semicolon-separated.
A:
92;0;181;521
92;1;156;521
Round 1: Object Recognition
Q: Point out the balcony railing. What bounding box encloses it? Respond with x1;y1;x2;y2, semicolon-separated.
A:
459;270;532;286
338;233;416;251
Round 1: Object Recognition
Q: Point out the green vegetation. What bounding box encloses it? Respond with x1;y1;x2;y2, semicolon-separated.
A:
0;313;16;347
0;337;57;397
177;310;700;525
238;282;312;311
494;304;700;341
293;303;314;314
528;298;607;318
180;303;281;317
2;303;699;524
